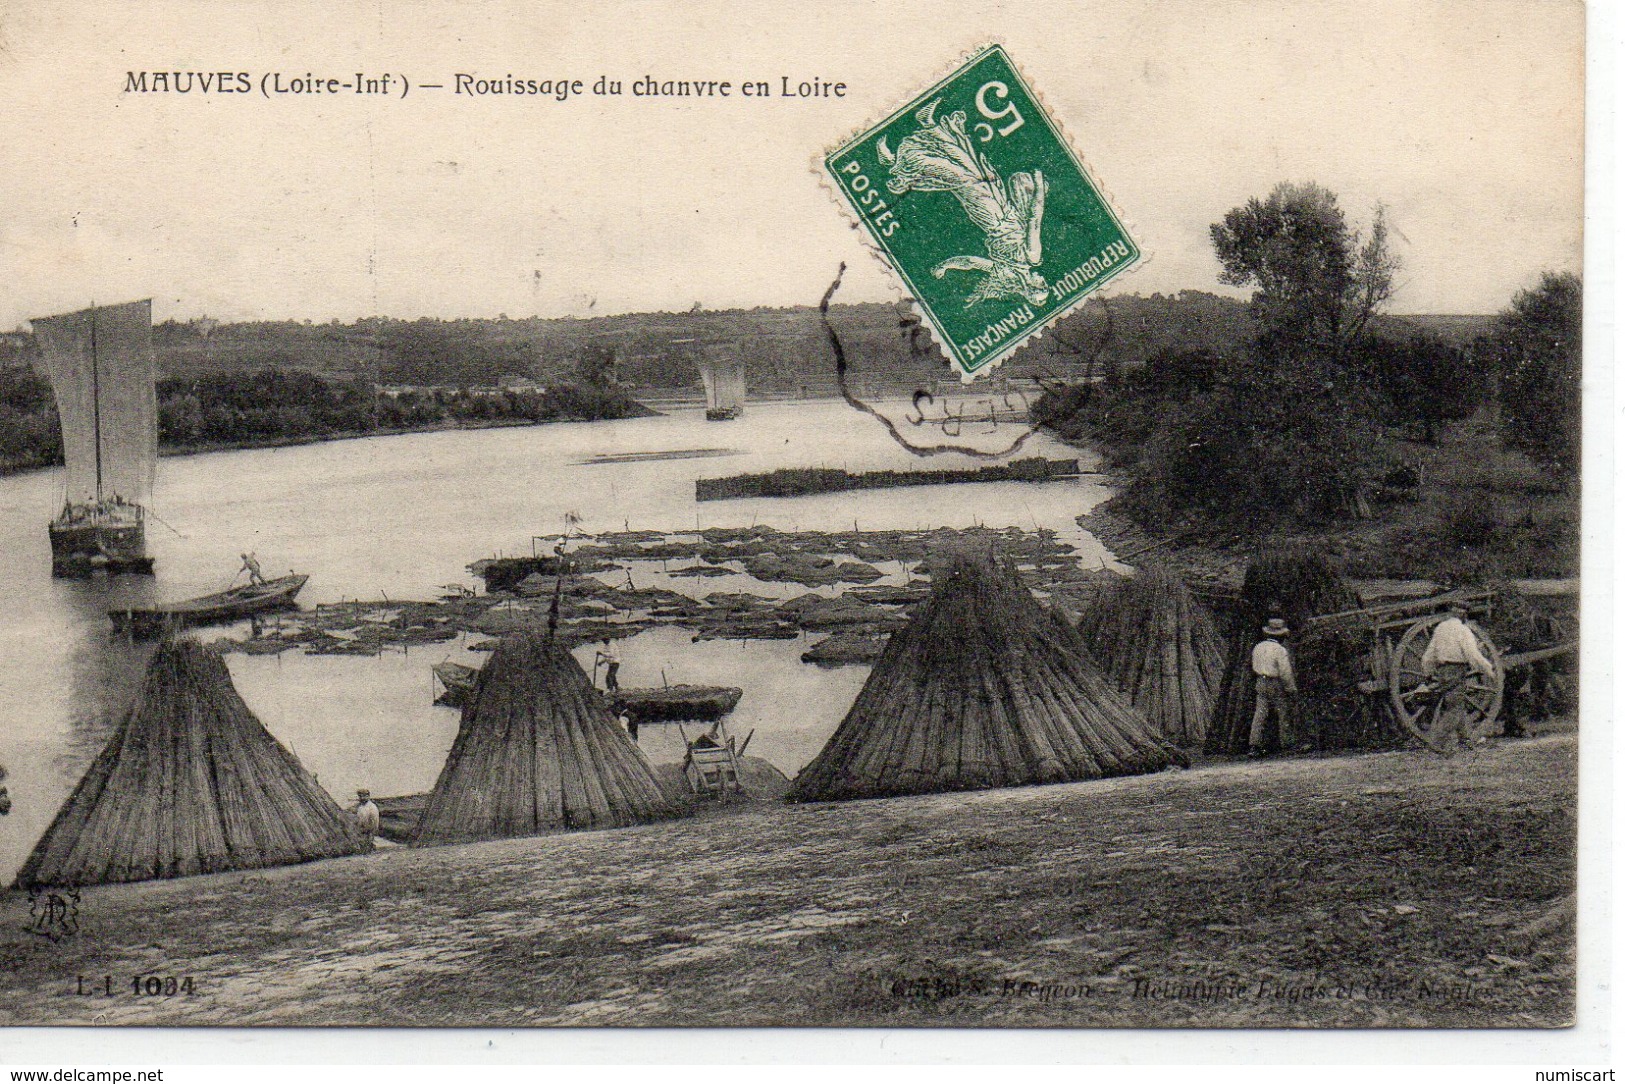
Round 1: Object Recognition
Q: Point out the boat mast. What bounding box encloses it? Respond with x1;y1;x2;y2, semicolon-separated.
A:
90;304;103;506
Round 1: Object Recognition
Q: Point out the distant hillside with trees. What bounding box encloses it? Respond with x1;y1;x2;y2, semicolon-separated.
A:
134;294;1488;397
1;287;1494;477
0;332;650;476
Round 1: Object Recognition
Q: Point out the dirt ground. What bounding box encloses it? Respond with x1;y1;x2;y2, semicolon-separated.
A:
0;734;1574;1028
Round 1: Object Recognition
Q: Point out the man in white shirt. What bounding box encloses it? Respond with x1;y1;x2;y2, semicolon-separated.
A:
596;640;621;691
1248;618;1298;757
351;788;380;846
1420;599;1496;748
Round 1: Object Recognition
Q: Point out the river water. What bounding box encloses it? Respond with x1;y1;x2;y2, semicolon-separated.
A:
0;400;1112;880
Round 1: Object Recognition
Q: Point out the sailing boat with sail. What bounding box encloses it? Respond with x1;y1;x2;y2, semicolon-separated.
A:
698;347;746;422
30;300;158;577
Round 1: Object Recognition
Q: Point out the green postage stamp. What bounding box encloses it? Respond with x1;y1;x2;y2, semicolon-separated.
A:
825;45;1140;379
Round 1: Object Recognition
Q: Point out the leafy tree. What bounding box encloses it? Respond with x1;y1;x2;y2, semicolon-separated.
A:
1355;331;1482;444
575;343;619;390
1125;352;1383;528
1040;186;1400;533
1210;182;1397;358
1482;271;1581;473
1125;347;1222;398
0;363;51;412
159;394;205;445
1107;182;1396;531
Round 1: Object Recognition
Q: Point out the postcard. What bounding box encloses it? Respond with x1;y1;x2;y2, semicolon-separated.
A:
0;0;1590;1052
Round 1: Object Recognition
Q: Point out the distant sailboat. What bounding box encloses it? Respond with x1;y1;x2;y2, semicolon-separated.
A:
698;348;746;422
30;300;157;577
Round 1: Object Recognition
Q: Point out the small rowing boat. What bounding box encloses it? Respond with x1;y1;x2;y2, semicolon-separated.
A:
109;574;308;638
432;661;479;708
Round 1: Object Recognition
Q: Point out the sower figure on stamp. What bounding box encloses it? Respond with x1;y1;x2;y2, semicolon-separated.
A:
1420;599;1496;750
1248;618;1298;758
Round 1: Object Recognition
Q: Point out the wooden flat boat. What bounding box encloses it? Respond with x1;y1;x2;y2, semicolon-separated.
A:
612;684;742;723
429;661;740;722
109;574;308;638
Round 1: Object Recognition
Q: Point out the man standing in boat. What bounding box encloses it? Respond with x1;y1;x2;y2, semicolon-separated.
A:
240;552;266;586
596;640;621;692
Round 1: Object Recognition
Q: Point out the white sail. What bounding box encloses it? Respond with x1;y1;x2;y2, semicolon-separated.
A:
698;347;745;416
699;363;719;411
30;301;156;507
716;357;746;415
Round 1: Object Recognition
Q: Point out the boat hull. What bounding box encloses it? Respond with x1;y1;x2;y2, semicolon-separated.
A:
432;662;479;708
430;667;742;723
612;685;743;723
108;574;308;638
49;514;150;578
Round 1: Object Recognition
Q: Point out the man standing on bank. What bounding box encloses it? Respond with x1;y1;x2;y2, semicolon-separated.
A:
352;788;380;846
1249;618;1298;758
1420;598;1497;749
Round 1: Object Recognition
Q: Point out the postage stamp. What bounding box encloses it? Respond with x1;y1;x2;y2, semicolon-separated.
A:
824;44;1140;379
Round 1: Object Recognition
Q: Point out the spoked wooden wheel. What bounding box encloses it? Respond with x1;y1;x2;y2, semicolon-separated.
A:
1389;617;1505;753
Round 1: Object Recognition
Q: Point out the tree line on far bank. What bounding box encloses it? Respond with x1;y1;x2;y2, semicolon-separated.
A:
0;354;648;475
1036;181;1581;536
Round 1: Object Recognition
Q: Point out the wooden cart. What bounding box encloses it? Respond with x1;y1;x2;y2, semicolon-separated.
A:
1306;585;1575;753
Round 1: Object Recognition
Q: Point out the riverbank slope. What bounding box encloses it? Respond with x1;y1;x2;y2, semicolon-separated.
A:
0;734;1573;1027
1055;410;1577;590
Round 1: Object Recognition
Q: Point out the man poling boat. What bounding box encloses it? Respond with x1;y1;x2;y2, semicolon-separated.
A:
108;566;308;638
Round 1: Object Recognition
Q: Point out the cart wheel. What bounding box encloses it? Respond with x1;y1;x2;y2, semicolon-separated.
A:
1389;617;1505;753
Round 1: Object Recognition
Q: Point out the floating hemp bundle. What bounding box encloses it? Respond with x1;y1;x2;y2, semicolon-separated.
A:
788;551;1186;802
16;638;368;888
413;631;684;845
1076;564;1226;747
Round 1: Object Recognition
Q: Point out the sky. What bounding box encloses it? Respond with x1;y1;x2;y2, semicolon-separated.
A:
0;0;1586;328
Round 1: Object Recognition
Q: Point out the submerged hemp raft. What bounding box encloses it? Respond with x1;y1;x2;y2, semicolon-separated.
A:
788;553;1186;802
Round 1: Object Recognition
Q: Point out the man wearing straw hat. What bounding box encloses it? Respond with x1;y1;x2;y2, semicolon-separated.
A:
1248;618;1298;758
1420;598;1496;748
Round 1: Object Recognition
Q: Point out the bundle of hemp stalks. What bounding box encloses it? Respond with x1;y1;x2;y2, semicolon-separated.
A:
1075;564;1226;747
1204;547;1374;756
16;638;369;888
787;550;1187;802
